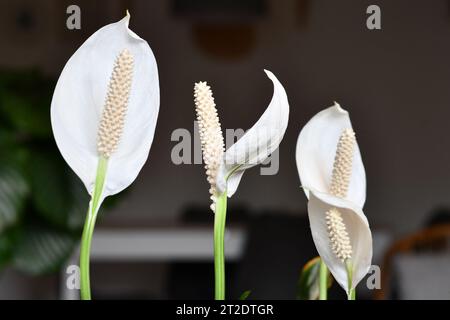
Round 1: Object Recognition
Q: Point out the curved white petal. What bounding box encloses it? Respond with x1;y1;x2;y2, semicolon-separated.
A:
308;190;372;293
296;103;366;207
216;70;289;197
51;13;159;197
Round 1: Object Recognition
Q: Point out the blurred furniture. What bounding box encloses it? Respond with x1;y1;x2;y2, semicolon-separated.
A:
173;0;266;21
60;215;395;299
173;0;266;60
375;223;450;299
231;213;319;299
167;213;318;299
60;226;247;299
231;214;391;300
392;254;450;299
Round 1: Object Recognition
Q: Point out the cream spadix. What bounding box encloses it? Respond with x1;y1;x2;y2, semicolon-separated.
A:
51;13;159;199
296;103;372;294
97;49;134;159
194;81;225;211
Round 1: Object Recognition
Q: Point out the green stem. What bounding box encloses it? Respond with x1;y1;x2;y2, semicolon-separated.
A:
345;260;355;300
80;156;108;300
79;206;96;300
214;191;228;300
319;260;328;300
349;288;356;300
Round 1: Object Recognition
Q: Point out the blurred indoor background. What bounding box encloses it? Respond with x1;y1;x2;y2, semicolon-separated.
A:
0;0;450;299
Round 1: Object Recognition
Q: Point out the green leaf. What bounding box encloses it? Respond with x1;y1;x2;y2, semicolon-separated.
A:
0;69;54;138
28;150;90;231
0;164;29;232
297;257;333;300
12;226;77;275
0;227;21;269
66;174;89;231
28;151;72;228
239;290;251;300
0;93;51;138
0;128;14;146
0;138;29;167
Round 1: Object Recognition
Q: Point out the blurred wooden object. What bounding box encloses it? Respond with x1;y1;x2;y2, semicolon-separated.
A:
296;0;310;27
173;0;266;22
173;0;266;60
192;24;256;60
375;223;450;300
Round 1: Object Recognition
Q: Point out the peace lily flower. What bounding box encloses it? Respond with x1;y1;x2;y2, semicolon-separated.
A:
295;103;372;299
193;70;289;299
50;13;159;300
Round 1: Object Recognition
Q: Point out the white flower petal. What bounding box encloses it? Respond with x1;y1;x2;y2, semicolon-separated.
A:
216;70;289;197
308;190;372;293
296;103;366;207
51;13;159;197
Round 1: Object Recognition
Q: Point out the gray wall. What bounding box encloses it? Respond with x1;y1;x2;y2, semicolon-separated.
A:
3;0;450;236
110;0;450;235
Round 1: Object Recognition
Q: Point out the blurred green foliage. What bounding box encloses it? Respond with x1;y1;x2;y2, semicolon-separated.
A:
297;256;333;300
0;69;91;275
238;290;251;300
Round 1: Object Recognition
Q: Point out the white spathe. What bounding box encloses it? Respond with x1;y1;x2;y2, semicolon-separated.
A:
216;70;290;197
296;103;366;207
51;13;159;198
308;191;372;291
296;103;372;293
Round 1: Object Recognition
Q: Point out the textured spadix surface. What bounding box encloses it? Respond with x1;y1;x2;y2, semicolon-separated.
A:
296;103;366;207
296;103;372;293
97;49;134;159
194;81;225;211
51;13;159;198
